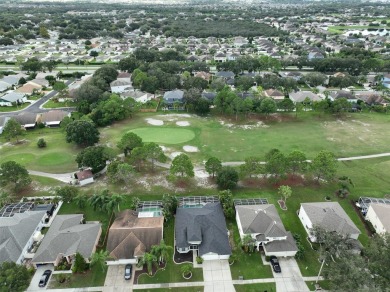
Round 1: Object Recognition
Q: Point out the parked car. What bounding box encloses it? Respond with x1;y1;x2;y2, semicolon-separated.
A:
38;270;52;287
124;264;132;280
270;256;281;273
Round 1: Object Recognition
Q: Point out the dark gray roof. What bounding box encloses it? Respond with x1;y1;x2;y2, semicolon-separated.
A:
32;214;101;264
301;202;361;236
201;92;217;101
0;211;46;264
14;113;37;126
175;202;231;256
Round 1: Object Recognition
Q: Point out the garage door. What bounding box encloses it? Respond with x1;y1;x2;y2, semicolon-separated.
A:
202;254;230;261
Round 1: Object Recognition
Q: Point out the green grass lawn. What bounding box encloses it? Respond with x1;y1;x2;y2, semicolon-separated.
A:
0;103;29;112
0;128;79;173
49;265;106;288
234;283;276;292
305;280;331;291
43;99;76;109
137;222;203;284
135;288;203;292
328;25;390;34
227;220;273;280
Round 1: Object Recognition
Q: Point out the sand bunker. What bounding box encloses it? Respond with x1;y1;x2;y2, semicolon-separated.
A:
146;118;164;126
176;121;190;126
183;145;199;152
170;152;183;159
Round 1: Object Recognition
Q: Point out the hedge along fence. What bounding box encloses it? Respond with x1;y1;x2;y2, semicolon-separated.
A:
139;98;161;113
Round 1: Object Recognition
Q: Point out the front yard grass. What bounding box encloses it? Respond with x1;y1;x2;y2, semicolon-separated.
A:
137;222;203;284
228;220;273;280
135;288;203;292
43;99;76;109
234;283;276;292
0;103;29;112
48;265;106;288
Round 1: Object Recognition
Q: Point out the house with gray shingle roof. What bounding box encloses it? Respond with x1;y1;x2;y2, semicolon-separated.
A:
0;91;27;106
0;211;46;264
32;214;101;267
236;204;298;257
299;202;361;242
175;202;231;261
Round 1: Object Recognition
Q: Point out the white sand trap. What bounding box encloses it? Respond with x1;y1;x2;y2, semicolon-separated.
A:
146;118;164;126
170;152;183;159
159;114;192;118
176;121;190;127
159;146;167;151
195;169;209;178
183;145;199;152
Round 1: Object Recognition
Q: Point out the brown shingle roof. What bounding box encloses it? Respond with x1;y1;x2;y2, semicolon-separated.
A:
107;210;163;260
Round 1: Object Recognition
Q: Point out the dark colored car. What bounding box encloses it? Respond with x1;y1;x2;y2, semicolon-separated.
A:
124;264;132;280
270;256;281;273
38;270;52;287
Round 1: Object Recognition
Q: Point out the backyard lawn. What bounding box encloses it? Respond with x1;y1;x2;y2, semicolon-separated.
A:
137;222;203;284
42;99;76;109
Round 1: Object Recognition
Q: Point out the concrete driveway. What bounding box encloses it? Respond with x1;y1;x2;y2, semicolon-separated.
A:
272;257;309;292
27;264;54;291
203;260;235;292
103;265;134;292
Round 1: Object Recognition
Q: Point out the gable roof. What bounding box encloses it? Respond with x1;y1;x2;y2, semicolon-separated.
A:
163;89;184;101
301;202;360;236
39;110;69;123
289;91;322;103
14;112;37;126
0;211;46;264
263;232;298;253
265;89;284;98
175;202;231;256
107;210;163;260
236;204;287;238
32;214;101;264
0;91;25;103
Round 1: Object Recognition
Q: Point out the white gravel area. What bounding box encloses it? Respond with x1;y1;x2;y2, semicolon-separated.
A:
183;145;199;152
146;118;164;126
176;121;190;126
170;152;183;159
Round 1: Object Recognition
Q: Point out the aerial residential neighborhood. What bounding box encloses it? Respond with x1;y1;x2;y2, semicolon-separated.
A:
0;1;390;292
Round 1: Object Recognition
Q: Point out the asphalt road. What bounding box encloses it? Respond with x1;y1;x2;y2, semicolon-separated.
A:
0;79;74;117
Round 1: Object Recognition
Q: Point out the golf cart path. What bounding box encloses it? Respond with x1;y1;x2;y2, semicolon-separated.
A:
27;152;390;183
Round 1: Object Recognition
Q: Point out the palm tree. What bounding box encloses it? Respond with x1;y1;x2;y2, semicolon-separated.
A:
105;194;124;214
88;190;110;211
0;192;13;208
151;240;172;263
74;194;87;209
137;252;157;275
90;250;109;272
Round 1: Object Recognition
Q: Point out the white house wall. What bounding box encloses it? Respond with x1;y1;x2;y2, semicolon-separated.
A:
366;206;386;234
298;206;314;240
264;250;296;258
202;253;230;261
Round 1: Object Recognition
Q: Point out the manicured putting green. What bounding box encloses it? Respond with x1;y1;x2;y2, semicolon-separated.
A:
0;153;36;164
36;152;74;166
130;127;195;144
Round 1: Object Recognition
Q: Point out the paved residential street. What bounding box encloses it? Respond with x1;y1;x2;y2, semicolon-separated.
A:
0;79;74;117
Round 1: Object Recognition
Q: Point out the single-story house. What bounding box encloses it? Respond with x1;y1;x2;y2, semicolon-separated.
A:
265;89;285;101
29;78;49;88
355;92;387;106
32;214;101;267
308;52;324;61
16;83;42;95
298;202;361;242
289;91;322;103
14;112;37;129
38;110;70;127
215;71;235;80
107;208;164;265
0;91;27;107
163;89;184;108
365;203;390;234
175;202;231;261
330;90;358;103
0;211;47;264
110;80;133;94
74;169;94;186
121;90;154;103
236;204;297;257
0;81;10;93
195;71;212;81
117;72;131;83
201;91;217;102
